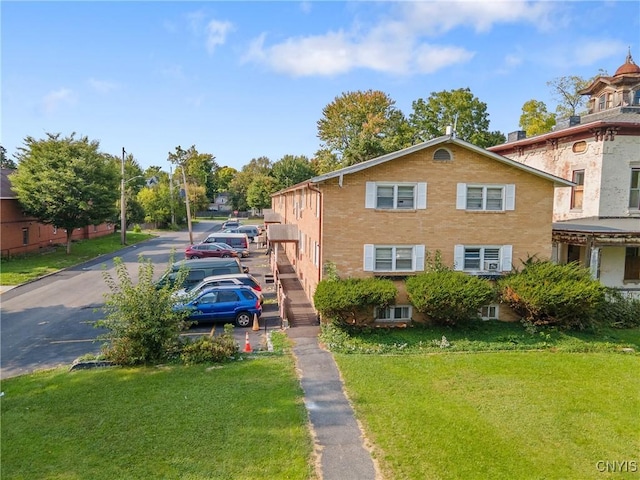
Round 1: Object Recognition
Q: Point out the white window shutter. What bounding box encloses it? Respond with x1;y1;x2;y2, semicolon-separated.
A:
501;245;513;272
456;183;467;209
365;182;376;208
505;184;515;210
454;244;464;270
364;244;374;271
416;183;427;209
414;245;425;271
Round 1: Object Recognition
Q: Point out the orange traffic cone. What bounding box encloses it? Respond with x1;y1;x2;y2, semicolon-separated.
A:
244;332;252;353
252;313;260;331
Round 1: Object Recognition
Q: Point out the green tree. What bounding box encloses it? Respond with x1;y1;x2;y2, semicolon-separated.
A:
213;166;237;195
311;148;341;175
317;90;412;168
519;99;557;136
409;88;505;147
271;154;316;189
10;133;119;254
246;174;278;210
1;145;17;169
227;157;272;211
547;75;590;118
137;183;173;227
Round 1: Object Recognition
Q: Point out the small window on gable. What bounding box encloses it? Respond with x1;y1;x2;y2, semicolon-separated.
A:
433;148;451;161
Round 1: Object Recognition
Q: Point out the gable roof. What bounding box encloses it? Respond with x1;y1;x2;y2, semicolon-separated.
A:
308;135;573;188
1;168;17;200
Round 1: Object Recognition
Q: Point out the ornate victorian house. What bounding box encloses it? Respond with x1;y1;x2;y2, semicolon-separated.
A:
490;51;640;297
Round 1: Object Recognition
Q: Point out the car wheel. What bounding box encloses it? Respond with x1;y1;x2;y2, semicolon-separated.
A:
222;254;230;258
235;312;252;328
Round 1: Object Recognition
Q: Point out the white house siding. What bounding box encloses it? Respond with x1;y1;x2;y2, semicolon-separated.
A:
599;247;629;291
601;136;640;217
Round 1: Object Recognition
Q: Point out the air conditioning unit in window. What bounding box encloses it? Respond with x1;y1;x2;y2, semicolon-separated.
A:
484;261;499;271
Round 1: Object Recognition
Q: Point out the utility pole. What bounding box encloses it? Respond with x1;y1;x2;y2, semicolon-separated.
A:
181;166;193;244
120;147;126;245
169;165;176;227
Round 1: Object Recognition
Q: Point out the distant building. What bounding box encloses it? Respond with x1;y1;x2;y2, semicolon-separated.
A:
1;168;114;257
489;51;640;297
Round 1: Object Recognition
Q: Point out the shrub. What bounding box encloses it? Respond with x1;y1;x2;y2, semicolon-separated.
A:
497;260;607;330
180;324;238;364
97;256;193;365
314;277;398;326
406;271;495;326
596;288;640;329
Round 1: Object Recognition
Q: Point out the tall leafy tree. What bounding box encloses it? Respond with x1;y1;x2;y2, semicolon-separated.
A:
212;166;237;196
311;148;340;175
317;90;412;168
271;154;315;189
10;133;119;254
246;174;278;210
409;88;505;147
519;99;557;136
1;145;17;169
547;75;590;118
227;157;272;210
137;183;173;227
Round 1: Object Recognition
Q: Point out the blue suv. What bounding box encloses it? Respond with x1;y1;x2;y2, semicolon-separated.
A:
175;285;262;328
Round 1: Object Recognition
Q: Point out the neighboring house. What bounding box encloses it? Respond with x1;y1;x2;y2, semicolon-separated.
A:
489;51;640;298
0;168;114;257
209;192;232;213
267;135;572;323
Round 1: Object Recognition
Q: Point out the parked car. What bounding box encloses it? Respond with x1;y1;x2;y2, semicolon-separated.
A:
156;258;248;290
185;243;237;259
174;285;262;327
222;220;241;229
232;225;260;241
203;233;250;257
173;273;264;304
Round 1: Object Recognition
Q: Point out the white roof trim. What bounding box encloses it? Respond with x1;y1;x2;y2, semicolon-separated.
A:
310;135;574;187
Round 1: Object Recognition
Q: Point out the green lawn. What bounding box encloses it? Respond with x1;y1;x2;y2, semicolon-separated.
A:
0;232;155;285
1;357;315;480
336;351;639;480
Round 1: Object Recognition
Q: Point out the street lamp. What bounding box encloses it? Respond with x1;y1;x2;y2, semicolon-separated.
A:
120;147;126;245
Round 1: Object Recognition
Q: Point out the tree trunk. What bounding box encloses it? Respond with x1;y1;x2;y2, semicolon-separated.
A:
66;229;73;254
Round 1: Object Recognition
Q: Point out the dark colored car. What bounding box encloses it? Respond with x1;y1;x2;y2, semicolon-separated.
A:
174;285;262;327
185;243;238;259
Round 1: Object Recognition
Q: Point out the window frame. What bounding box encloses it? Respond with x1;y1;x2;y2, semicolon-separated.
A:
629;168;640;210
571;170;585;210
454;244;512;273
375;305;413;323
624;247;640;281
363;244;425;272
478;304;499;320
456;183;515;211
365;182;427;210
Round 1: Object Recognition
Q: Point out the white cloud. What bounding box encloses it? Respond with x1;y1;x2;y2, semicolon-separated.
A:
88;78;118;94
41;88;75;114
205;19;234;55
242;1;559;77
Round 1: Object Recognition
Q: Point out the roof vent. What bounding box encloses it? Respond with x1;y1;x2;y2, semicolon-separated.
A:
445;125;453;136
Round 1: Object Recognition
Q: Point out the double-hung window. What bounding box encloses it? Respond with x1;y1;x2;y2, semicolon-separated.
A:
624;247;640;281
365;182;427;210
457;183;515;211
363;244;425;272
571;170;585;209
375;305;412;322
454;245;512;273
630;168;640;210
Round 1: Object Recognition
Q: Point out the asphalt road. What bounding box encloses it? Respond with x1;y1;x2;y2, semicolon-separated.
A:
0;220;280;380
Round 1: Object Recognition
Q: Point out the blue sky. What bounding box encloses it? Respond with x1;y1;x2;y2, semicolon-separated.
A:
2;1;638;172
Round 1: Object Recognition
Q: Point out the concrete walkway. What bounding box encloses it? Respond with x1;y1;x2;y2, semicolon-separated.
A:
277;257;380;480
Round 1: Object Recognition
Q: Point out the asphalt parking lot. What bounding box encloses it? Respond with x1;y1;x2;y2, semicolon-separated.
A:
184;238;281;351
